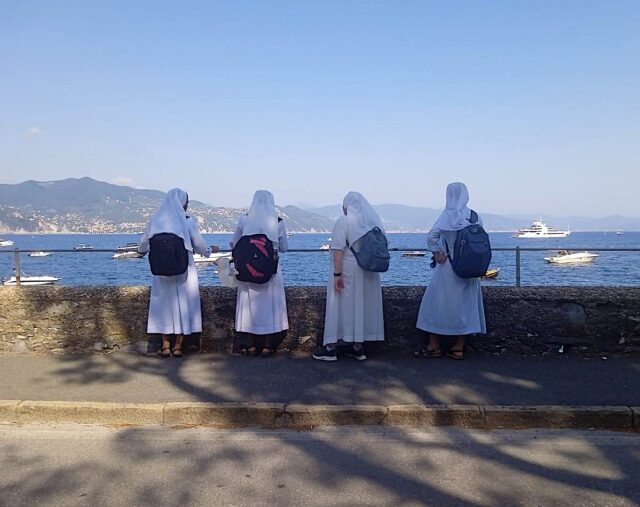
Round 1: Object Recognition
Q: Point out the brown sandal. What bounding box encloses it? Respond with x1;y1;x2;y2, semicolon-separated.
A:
447;348;464;360
414;347;442;358
159;347;171;359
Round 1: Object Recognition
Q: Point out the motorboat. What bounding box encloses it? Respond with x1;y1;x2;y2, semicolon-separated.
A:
0;239;14;247
544;250;599;264
2;274;60;286
112;251;143;260
193;252;232;263
513;219;571;238
28;251;52;257
616;231;624;235
402;251;426;257
115;242;139;252
73;243;95;251
320;244;330;251
482;267;500;279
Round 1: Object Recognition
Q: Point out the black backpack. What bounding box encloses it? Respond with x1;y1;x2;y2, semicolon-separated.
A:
348;227;390;272
232;234;279;284
148;233;190;276
446;210;492;278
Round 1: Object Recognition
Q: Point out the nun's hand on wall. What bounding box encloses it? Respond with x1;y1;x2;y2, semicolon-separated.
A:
434;252;447;264
334;275;345;293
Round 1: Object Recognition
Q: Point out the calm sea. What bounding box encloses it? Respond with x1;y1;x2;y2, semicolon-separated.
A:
1;232;639;287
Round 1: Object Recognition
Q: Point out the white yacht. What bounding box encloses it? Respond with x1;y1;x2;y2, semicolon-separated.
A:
0;239;14;247
193;252;232;263
320;243;330;251
28;251;53;257
3;274;60;286
544;250;598;264
514;219;571;238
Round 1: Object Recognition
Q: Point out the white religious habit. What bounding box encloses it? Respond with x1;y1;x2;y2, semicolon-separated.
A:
231;190;289;335
416;182;486;335
323;191;385;345
138;188;211;335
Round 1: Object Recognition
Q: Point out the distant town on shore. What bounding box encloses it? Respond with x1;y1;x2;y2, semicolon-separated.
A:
0;177;638;234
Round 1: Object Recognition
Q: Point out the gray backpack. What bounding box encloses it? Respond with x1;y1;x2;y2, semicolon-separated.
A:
347;227;390;272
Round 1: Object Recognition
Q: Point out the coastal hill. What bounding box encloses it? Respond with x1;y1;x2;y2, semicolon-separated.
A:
0;177;638;233
0;178;334;233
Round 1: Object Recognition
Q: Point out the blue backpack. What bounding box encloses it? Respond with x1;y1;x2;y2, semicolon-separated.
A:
348;227;390;272
446;210;492;278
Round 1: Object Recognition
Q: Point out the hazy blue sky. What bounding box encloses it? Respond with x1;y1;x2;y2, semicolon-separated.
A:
1;1;639;216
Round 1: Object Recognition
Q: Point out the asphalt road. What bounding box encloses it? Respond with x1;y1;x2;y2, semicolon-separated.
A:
1;423;639;506
1;354;639;406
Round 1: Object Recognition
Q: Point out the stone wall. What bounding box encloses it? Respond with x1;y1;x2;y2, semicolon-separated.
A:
1;286;639;355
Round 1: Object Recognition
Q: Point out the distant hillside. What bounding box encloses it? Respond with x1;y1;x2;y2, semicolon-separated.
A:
0;178;333;233
1;178;638;233
309;204;640;232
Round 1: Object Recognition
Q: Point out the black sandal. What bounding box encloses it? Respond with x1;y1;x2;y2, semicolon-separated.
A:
414;347;442;358
159;347;171;359
171;347;183;358
247;346;257;357
261;347;274;358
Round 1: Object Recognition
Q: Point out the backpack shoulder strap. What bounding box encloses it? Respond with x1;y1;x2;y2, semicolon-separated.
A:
470;210;478;224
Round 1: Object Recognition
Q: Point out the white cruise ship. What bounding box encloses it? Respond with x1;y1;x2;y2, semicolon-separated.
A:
513;219;571;238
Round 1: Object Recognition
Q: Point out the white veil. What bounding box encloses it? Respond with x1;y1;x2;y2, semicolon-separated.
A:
243;190;280;247
343;191;385;245
432;182;477;231
149;188;192;251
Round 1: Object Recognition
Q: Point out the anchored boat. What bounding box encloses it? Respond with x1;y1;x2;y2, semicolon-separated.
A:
544;250;598;264
3;274;60;286
514;219;571;238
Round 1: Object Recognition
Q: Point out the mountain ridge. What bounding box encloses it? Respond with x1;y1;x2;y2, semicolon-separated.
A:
0;177;638;233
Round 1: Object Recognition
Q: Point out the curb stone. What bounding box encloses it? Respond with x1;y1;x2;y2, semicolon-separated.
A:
384;404;482;427
164;402;286;427
286;404;388;426
483;405;633;429
0;400;20;423
17;401;164;425
0;401;636;430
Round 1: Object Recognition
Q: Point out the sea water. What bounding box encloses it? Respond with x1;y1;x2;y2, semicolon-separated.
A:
0;232;639;287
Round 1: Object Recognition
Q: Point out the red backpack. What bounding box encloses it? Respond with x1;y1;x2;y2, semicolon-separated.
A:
232;234;279;284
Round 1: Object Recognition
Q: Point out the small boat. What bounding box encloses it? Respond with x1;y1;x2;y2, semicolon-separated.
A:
2;274;60;286
402;251;426;257
544;250;599;264
112;251;143;260
320;244;330;251
28;251;53;257
482;267;500;279
115;242;139;252
73;244;95;251
616;231;624;235
193;252;232;263
514;219;571;238
0;239;14;247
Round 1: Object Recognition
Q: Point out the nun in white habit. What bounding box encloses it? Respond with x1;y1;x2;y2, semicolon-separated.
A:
230;190;289;357
138;188;213;358
313;191;385;362
415;182;486;359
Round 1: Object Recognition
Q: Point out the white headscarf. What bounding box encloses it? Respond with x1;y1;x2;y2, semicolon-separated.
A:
433;182;476;231
343;191;385;245
149;188;193;251
243;190;280;247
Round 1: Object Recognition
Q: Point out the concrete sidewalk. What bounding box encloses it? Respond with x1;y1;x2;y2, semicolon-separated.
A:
1;353;639;429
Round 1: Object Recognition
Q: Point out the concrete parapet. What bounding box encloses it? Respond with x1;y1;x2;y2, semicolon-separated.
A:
1;285;639;355
0;401;636;430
